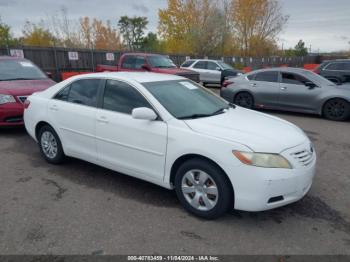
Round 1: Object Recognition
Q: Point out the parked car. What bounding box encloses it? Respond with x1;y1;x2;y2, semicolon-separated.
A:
0;56;55;127
314;59;350;84
96;53;200;82
180;59;242;86
24;72;315;219
221;67;350;121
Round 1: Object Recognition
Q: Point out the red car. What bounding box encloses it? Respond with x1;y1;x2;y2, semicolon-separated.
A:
0;56;55;127
96;53;200;82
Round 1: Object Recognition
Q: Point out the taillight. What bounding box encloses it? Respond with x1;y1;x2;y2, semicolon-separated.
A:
24;99;30;109
223;80;234;88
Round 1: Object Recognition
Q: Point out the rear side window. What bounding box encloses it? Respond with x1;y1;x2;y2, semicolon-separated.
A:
193;61;206;69
254;71;279;82
181;60;195;68
281;73;309;85
67;79;100;106
103;80;151;114
121;56;146;69
247;74;256;80
207;61;219;70
54;79;100;107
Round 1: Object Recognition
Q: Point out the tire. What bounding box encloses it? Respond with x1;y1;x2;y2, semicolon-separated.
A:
38;125;65;164
323;98;350;121
234;92;254;109
174;158;233;219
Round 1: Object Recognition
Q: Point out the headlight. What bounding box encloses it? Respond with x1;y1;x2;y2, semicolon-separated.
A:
0;94;16;105
233;151;292;169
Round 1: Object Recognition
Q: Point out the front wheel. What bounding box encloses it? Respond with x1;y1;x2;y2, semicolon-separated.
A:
323;98;350;121
38;125;65;164
234;92;254;109
174;158;233;219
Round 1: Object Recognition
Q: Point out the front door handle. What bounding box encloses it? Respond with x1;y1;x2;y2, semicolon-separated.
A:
280;86;287;90
49;105;59;111
97;116;109;124
250;83;257;87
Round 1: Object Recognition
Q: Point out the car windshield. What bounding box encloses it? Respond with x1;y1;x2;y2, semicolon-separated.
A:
148;56;177;68
302;70;335;86
0;59;47;81
143;80;230;119
217;61;234;70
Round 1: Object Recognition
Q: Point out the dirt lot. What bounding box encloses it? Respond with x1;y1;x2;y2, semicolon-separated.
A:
0;106;349;255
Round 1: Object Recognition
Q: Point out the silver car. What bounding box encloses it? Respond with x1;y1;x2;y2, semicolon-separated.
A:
181;59;241;86
220;67;350;121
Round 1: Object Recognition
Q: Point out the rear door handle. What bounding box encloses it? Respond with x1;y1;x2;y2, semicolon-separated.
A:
250;83;257;87
280;86;287;90
97;116;109;124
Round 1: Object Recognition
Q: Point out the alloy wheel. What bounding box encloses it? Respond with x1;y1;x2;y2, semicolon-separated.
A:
40;131;58;159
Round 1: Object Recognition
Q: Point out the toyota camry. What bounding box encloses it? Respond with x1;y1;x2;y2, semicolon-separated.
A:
24;72;316;219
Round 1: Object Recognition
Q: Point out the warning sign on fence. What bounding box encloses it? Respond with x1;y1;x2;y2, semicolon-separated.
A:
68;51;79;61
10;49;24;58
106;53;115;61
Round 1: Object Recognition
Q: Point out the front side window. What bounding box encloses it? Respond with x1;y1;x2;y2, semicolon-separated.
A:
103;80;151;114
143;80;228;119
0;59;47;81
121;56;146;69
207;62;219;70
217;61;234;70
67;79;100;106
193;61;206;69
254;71;279;82
281;73;310;85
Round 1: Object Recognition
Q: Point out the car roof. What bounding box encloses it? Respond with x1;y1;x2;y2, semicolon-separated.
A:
0;56;27;61
246;67;311;74
122;53;167;57
186;59;221;63
71;72;184;83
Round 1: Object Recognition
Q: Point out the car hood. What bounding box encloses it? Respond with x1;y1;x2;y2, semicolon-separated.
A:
0;79;56;96
184;107;308;153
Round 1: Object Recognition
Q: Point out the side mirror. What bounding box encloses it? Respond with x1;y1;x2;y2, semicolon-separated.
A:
132;107;157;121
216;67;222;71
305;81;317;89
46;72;53;79
141;64;151;71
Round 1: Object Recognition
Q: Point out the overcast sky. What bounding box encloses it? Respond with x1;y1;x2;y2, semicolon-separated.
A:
0;0;349;52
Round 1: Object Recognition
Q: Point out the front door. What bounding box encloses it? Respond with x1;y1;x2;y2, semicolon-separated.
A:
95;79;167;181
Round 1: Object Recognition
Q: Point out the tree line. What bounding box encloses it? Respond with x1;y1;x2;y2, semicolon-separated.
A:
0;0;315;57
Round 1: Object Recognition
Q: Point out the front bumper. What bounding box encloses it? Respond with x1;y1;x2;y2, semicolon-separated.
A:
227;142;316;211
0;103;25;126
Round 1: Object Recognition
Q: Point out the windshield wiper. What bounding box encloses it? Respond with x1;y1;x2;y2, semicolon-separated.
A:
0;78;42;81
178;107;229;120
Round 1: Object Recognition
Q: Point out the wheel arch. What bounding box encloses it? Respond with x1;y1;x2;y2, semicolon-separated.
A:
169;153;235;201
320;96;350;115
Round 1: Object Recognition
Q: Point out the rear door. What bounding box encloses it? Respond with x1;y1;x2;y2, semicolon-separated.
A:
48;78;102;161
249;71;280;108
192;61;208;82
278;72;322;112
206;61;222;84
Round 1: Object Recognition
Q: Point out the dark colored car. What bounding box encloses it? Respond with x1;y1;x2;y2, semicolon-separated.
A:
96;53;200;82
0;56;56;127
315;59;350;84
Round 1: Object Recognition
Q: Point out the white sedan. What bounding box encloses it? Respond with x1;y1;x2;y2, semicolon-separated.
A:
24;72;316;219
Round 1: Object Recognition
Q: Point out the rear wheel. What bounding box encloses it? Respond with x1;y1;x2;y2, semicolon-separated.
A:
234;92;254;109
323;98;350;121
174;158;233;219
38;125;65;164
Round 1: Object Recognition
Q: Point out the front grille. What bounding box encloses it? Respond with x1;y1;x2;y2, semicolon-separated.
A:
17;96;28;104
5;116;23;123
291;149;314;167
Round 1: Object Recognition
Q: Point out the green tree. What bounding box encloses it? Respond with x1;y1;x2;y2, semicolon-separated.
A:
0;17;20;47
141;32;165;52
118;16;148;50
294;39;308;56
